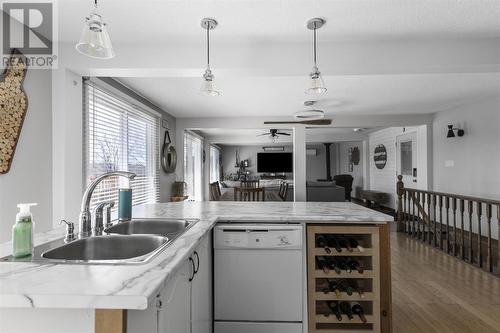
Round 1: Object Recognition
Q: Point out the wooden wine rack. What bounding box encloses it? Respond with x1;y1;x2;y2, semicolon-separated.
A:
307;225;392;333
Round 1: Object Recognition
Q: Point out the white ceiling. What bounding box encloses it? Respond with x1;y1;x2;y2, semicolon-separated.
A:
59;0;500;43
198;128;293;145
118;73;500;118
196;127;372;145
58;0;500;119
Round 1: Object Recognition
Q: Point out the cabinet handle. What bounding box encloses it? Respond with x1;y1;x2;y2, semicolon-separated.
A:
194;251;200;274
189;257;196;282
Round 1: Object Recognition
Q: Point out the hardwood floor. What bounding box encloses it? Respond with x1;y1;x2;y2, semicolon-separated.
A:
391;231;500;333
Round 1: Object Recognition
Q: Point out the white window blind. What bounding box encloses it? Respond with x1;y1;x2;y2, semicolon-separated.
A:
209;145;220;183
83;79;160;212
183;131;203;201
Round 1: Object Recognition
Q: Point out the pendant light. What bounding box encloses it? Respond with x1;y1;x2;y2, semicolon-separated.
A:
200;18;220;96
75;0;115;59
305;18;327;95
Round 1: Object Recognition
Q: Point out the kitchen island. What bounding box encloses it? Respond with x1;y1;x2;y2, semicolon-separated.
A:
0;202;393;333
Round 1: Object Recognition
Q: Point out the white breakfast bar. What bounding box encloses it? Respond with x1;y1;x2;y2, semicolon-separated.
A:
0;202;394;333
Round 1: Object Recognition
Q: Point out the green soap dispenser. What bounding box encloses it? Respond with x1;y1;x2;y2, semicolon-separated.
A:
12;203;37;258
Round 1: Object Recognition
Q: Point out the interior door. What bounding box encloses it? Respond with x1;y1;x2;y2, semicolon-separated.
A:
396;132;417;188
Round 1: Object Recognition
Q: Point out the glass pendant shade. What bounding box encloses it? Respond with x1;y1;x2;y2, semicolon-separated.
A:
200;69;220;96
200;78;220;96
305;67;327;95
75;8;115;59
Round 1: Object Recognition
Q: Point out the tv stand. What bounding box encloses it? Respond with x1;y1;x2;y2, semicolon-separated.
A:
260;174;287;180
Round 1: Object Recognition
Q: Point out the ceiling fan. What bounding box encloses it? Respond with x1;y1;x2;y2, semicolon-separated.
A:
257;129;291;142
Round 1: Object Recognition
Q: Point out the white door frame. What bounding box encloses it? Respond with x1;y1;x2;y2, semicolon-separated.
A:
396;131;418;189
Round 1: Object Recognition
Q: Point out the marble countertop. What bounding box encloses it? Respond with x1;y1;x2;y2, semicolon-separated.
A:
0;202;392;310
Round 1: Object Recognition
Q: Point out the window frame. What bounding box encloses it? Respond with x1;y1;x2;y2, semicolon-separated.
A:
83;78;161;211
183;130;204;201
209;145;221;183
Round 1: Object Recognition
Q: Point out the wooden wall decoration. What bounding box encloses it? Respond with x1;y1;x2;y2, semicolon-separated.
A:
0;49;28;174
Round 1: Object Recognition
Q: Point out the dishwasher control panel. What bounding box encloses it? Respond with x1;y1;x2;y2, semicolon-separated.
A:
214;224;303;249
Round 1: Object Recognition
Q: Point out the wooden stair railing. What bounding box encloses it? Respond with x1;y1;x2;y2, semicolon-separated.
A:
396;175;500;276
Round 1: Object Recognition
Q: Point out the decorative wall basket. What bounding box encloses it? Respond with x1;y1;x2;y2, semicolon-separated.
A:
351;147;360;165
348;146;360;172
0;50;28;174
374;144;387;169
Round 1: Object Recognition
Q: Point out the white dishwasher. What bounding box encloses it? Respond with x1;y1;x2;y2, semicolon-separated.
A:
214;224;303;333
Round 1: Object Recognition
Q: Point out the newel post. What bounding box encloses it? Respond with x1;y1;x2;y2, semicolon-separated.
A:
396;175;404;231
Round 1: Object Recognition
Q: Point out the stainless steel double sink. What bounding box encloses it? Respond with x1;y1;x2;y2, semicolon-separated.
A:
40;218;198;264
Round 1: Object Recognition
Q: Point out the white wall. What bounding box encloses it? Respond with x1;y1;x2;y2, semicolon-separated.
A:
306;144;337;182
338;141;365;199
369;127;404;208
0;69;52;242
433;97;500;198
431;97;499;239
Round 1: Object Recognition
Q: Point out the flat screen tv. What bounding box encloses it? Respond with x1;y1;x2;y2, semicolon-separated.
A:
257;152;293;173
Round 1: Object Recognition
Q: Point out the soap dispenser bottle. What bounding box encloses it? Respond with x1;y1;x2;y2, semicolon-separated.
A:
12;203;37;258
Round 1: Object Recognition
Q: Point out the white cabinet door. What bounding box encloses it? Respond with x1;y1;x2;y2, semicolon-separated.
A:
128;259;192;333
159;258;192;333
191;234;213;333
128;235;212;333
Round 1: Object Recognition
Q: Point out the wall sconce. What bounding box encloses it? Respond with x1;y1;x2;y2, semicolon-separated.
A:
447;125;464;138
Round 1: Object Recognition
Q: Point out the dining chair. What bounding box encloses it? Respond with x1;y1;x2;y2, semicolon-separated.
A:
278;182;289;201
209;181;222;201
234;187;265;201
240;180;260;188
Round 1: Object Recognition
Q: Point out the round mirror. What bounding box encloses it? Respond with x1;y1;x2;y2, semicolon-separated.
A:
374;144;387;169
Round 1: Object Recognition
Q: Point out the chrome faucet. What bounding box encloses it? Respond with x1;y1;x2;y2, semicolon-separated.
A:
93;201;114;236
79;171;136;238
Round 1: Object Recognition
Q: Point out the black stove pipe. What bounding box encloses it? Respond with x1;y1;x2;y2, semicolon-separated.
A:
324;143;332;181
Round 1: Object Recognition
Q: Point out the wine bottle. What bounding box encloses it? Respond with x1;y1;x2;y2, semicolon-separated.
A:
316;256;330;273
327;301;342;321
338;236;353;252
351;302;367;323
339;279;354;296
349;237;365;252
347;259;364;274
316;234;331;253
339;301;354;320
321;279;330;294
349;279;365;298
327;257;342;274
337;258;351;273
328;279;342;298
326;235;342;253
